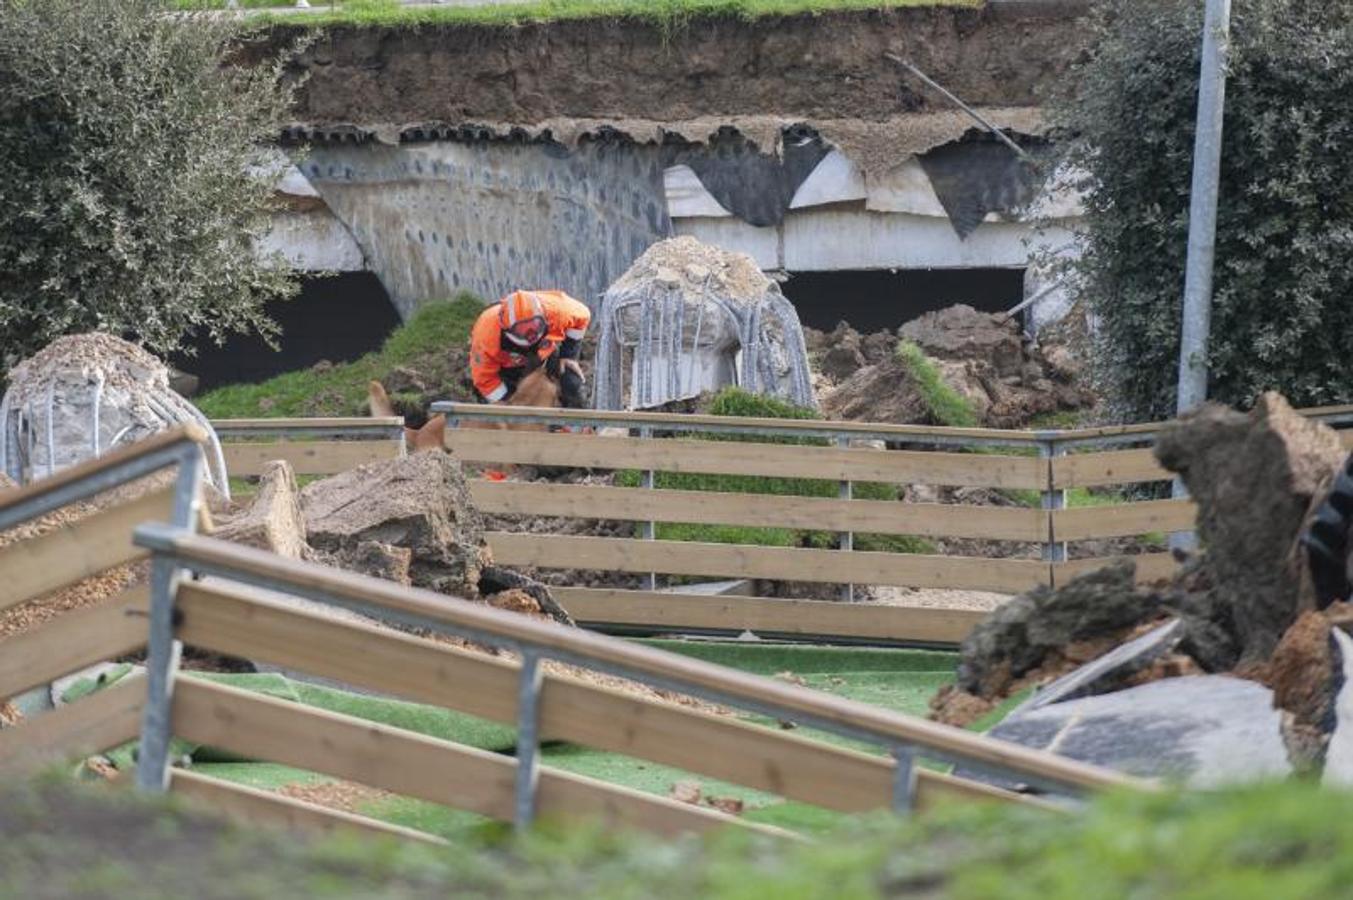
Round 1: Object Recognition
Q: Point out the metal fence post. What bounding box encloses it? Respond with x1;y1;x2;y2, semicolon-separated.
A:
639;425;657;591
135;445;203;791
891;745;917;814
837;436;854;603
513;652;544;831
1039;436;1067;566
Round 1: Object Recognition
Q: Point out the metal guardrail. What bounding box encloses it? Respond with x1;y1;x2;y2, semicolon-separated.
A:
0;427;208;793
131;524;1140;829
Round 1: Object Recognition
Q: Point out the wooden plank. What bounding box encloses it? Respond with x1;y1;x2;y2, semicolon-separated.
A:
1053;553;1179;588
441;403;1045;444
0;676;143;777
1051;448;1171;489
470;481;1047;542
176;581;1035;814
552;588;986;644
222;441;401;477
173;676;780;838
0;486;171;613
157;531;1146;794
1053;500;1197;542
0;426;202;516
0;587;148;701
213;417;403;430
447;430;1047;490
168;769;448;846
487;532;1050;594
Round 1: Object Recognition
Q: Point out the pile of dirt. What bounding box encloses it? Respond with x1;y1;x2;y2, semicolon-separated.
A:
930;394;1353;773
607;235;772;303
808;305;1096;429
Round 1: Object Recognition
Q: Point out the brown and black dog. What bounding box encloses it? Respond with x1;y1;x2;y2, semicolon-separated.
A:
368;369;562;460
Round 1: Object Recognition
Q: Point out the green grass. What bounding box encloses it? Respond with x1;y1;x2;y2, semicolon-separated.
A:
194;293;482;419
182;643;957;843
896;340;979;428
176;0;978;30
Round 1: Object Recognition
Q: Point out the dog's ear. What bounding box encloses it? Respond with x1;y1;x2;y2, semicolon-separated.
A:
409;414;447;453
368;380;396;418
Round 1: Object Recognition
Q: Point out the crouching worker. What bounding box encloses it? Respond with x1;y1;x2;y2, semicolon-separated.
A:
469;290;591;409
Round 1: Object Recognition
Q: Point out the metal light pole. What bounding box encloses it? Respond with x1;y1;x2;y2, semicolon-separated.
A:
1171;0;1233;550
1175;0;1234;415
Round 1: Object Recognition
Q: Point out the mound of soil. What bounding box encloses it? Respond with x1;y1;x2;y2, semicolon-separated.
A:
810;305;1096;429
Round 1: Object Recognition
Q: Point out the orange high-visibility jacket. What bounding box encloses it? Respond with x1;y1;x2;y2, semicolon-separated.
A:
469;290;592;402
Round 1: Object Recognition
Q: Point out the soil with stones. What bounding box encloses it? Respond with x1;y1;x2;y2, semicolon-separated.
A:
808;305;1096;429
242;5;1090;148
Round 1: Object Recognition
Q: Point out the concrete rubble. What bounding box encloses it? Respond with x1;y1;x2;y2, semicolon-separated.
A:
0;332;230;497
934;392;1353;788
592;236;816;411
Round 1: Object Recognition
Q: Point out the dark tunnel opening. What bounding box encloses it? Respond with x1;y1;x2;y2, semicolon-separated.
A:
173;272;402;392
780;268;1026;333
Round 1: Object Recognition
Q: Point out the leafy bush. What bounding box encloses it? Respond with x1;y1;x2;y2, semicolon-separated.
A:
0;0;301;365
1050;0;1353;422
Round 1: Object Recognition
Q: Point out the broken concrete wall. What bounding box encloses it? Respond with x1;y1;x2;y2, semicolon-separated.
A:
301;139;671;316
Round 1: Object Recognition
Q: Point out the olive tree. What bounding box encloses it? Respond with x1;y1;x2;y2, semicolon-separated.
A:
0;0;300;364
1050;0;1353;423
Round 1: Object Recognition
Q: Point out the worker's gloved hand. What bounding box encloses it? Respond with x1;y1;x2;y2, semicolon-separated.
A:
559;360;587;409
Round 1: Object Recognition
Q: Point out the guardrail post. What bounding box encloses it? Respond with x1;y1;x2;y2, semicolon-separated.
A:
639;425;657;591
837;436;854;603
1039;436;1067;566
513;651;544;831
891;745;916;814
135;444;203;792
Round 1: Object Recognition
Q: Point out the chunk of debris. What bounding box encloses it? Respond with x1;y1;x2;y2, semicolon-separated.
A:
301;452;490;596
1156;392;1347;663
955;560;1167;697
214;460;307;559
593;236;816;410
0;332;230;496
301;452;572;625
669;780;702;805
969;676;1292;790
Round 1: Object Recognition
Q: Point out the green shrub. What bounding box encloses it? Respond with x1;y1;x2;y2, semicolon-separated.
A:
0;0;301;364
1050;0;1353;422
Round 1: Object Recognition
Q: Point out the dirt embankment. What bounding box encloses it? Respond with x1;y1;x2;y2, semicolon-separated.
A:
245;3;1091;133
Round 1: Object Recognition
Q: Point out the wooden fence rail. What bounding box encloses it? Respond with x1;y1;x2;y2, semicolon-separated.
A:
209;406;1353;643
0;431;1135;847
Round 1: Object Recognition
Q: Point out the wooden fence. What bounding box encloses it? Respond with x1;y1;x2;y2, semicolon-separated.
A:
211;406;1353;646
0;432;1140;845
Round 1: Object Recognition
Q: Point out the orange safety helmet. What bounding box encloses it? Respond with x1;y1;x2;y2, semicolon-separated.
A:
499;291;548;349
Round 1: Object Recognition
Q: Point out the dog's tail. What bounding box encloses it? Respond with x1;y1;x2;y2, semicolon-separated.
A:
368;380;396;418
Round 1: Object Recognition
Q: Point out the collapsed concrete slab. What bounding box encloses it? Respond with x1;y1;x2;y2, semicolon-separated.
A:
971;676;1291;791
301;452;572;625
301;452;489;597
1015;619;1183;714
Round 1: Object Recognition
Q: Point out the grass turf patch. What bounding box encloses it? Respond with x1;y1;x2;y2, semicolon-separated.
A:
194;293;482;419
895;340;979;428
